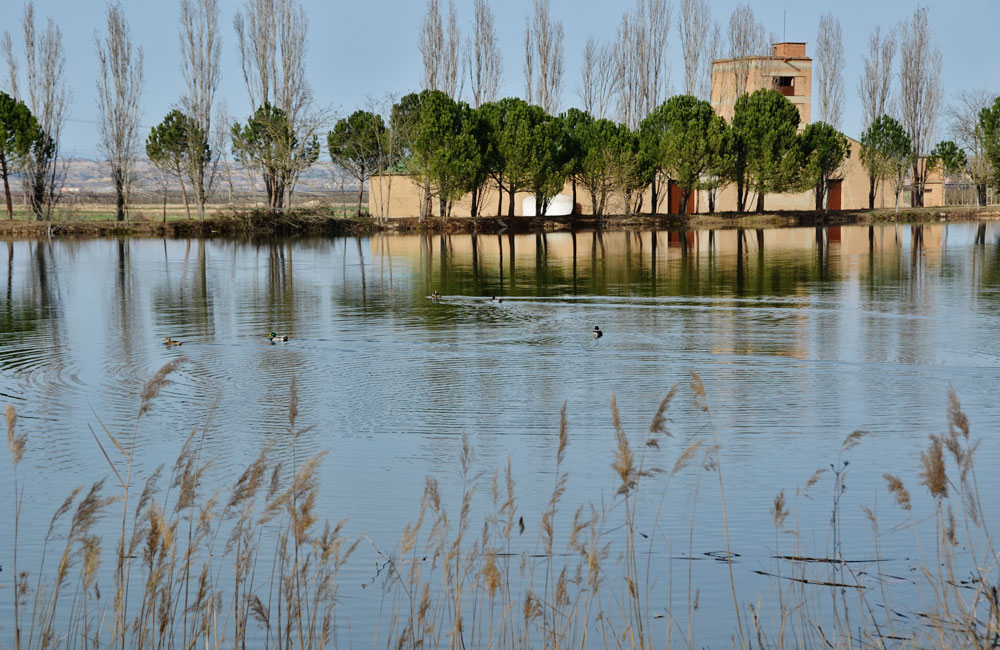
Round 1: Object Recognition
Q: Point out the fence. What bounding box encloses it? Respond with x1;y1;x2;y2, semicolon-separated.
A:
943;183;998;207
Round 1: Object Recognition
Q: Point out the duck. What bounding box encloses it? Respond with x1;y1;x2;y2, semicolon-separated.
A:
163;336;182;347
592;326;603;339
268;331;289;342
431;291;441;303
489;296;503;304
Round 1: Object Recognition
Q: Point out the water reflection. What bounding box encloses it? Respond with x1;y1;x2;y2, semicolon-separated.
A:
368;224;998;300
1;223;1000;645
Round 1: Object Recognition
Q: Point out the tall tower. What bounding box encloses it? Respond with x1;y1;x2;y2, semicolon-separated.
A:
710;42;812;126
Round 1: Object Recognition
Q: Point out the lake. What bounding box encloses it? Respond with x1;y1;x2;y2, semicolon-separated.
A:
1;222;998;647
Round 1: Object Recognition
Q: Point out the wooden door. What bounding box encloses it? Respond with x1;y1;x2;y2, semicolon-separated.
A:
667;180;696;214
827;180;842;211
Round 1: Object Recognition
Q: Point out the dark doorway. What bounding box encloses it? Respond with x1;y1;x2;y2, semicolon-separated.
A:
828;180;843;211
668;180;696;214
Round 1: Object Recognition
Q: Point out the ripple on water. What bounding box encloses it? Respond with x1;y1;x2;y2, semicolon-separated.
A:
3;227;1000;647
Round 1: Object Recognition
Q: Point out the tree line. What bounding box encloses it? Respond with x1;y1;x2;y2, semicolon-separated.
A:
332;88;858;219
2;0;1000;221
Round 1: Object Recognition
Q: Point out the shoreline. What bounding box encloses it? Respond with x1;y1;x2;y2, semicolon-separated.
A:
1;206;998;239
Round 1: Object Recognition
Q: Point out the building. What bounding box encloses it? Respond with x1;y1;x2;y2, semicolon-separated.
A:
369;42;926;218
710;42;812;125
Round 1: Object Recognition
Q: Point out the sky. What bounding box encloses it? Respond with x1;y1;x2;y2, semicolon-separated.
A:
3;0;999;159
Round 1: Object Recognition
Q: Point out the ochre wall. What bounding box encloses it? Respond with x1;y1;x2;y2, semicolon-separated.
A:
367;175;689;218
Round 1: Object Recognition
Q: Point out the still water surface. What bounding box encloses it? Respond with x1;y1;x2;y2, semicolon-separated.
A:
1;223;999;644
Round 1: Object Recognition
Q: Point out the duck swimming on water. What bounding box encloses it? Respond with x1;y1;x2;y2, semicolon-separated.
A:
592;326;603;339
431;291;441;302
268;331;289;342
163;337;182;347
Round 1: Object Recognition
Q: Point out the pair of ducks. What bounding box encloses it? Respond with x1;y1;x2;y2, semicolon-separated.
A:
166;333;289;345
430;292;503;304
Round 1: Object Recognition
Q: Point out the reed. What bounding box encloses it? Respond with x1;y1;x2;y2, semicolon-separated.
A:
4;366;999;648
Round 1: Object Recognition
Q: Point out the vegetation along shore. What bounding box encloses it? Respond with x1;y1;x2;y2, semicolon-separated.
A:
1;206;998;239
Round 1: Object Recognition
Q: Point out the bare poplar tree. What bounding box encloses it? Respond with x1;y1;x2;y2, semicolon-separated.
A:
523;0;564;114
1;33;17;97
679;0;710;97
179;0;221;219
699;20;720;101
443;1;461;99
234;0;321;211
615;0;672;129
419;0;444;93
948;89;995;206
898;7;942;207
3;2;70;220
465;0;502;108
726;4;767;99
815;13;844;128
857;25;896;130
577;36;617;118
95;2;143;222
418;0;461;99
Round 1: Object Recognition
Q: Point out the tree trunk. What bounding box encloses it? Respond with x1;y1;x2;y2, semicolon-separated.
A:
868;175;876;209
508;184;516;218
471;186;479;219
756;192;764;213
115;175;126;222
678;189;689;216
357;167;365;217
162;187;167;223
736;178;746;212
1;158;12;219
977;183;987;207
911;160;922;207
177;164;192;220
571;177;577;214
31;168;46;221
815;181;825;211
650;173;658;214
194;169;206;220
421;178;432;221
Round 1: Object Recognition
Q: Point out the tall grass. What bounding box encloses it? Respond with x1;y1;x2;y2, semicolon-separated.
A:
4;364;1000;648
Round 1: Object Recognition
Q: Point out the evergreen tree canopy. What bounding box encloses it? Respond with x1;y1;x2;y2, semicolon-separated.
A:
927;140;967;179
981;96;1000;191
642;95;726;214
731;89;801;211
232;104;320;212
798;121;851;209
0;91;44;218
328;110;388;216
860;114;912;210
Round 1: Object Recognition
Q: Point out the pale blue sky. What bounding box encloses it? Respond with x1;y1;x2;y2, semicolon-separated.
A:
5;0;999;158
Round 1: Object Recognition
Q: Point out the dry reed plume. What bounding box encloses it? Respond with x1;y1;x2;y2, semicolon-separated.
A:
4;372;1000;648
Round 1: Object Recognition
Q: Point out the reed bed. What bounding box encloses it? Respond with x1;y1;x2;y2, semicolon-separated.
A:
4;363;999;648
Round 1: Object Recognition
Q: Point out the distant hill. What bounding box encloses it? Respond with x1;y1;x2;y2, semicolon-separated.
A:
12;158;358;196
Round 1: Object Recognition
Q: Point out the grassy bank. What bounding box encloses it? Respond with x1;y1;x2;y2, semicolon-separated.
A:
2;205;999;239
4;364;998;648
